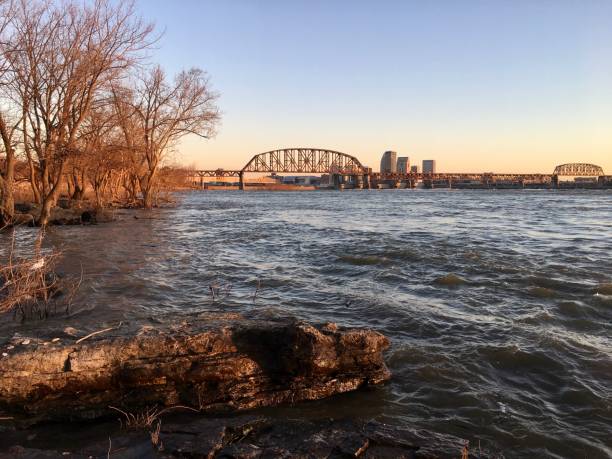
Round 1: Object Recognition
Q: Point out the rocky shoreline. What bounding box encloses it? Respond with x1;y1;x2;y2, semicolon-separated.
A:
13;202;117;226
3;415;477;458
0;313;484;458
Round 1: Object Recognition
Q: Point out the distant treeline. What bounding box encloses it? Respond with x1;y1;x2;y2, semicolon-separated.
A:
0;0;220;226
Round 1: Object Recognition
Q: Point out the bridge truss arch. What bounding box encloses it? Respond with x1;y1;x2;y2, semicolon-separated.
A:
241;148;365;175
553;163;604;176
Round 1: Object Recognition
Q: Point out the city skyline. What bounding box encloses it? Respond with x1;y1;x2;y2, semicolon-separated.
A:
136;1;612;174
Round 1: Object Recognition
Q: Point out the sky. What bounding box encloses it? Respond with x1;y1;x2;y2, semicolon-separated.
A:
135;0;612;174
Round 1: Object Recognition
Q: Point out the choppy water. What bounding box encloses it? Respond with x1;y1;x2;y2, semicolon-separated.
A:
2;190;612;458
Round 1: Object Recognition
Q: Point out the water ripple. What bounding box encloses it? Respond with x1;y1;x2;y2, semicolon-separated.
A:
1;189;611;457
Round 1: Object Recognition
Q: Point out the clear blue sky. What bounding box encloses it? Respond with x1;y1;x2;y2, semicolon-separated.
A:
135;0;612;173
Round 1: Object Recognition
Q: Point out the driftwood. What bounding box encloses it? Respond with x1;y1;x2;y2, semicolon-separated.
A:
74;321;123;344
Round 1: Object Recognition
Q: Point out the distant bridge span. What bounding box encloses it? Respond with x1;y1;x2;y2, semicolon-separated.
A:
552;163;604;176
192;152;607;189
193;148;369;189
242;148;365;174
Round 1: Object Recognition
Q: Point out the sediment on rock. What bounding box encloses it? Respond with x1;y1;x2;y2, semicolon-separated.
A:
0;313;390;423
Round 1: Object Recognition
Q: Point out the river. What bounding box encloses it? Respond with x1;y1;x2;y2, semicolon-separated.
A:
2;190;612;458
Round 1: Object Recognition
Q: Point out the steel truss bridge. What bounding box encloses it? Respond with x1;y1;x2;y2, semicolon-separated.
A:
192;148;368;189
552;163;604;176
191;150;606;189
242;148;365;174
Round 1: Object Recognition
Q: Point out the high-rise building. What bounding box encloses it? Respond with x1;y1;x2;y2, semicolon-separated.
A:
396;157;410;174
422;160;436;174
410;165;419;173
380;151;397;173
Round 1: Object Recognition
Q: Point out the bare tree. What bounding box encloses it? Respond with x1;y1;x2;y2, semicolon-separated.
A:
115;66;219;209
5;0;154;225
0;0;20;226
78;105;126;207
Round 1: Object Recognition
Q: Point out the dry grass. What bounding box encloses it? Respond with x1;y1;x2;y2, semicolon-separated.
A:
109;405;198;430
109;405;166;430
108;404;200;452
0;230;80;320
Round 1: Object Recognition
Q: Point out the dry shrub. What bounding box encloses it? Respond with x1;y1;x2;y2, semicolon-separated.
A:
0;230;78;320
109;405;198;431
109;405;165;430
109;404;196;451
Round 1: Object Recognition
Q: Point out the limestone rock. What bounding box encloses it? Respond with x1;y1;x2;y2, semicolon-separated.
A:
0;314;390;423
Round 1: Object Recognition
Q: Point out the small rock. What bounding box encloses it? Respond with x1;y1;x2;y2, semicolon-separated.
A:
64;327;79;337
15;202;34;212
323;323;339;332
81;210;94;223
94;209;115;223
2;353;7;357
52;338;60;343
21;340;31;345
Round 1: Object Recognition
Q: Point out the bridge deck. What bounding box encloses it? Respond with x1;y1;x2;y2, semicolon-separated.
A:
192;171;557;180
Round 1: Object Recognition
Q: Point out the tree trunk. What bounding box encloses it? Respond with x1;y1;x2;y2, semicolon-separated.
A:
36;162;65;226
71;185;84;201
0;114;15;227
92;178;105;208
23;119;42;204
142;185;153;209
26;154;42;204
0;177;14;227
68;169;84;201
37;195;55;226
139;166;158;209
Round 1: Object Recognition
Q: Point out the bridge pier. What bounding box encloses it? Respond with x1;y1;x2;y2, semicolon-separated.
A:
239;172;245;190
332;173;340;190
363;174;371;189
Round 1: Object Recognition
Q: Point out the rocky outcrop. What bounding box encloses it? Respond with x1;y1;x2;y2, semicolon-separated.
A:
48;206;115;225
2;415;481;458
12;204;115;226
0;313;390;423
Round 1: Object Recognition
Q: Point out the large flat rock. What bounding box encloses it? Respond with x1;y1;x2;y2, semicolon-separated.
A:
0;313;390;423
2;415;482;458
